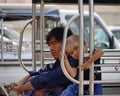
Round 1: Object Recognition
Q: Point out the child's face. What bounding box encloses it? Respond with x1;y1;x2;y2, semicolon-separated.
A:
66;41;87;60
66;42;79;60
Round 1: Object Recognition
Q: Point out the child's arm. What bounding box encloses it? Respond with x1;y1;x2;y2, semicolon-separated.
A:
59;53;77;78
80;49;104;70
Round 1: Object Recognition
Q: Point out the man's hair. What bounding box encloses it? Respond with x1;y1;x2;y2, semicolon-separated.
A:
46;27;73;44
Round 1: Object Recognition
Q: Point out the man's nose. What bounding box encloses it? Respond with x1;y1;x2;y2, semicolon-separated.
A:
49;44;54;50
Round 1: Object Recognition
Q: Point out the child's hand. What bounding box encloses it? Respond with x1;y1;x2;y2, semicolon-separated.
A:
78;60;92;70
59;52;68;63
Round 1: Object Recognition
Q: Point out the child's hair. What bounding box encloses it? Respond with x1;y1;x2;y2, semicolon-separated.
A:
65;35;79;55
65;35;86;55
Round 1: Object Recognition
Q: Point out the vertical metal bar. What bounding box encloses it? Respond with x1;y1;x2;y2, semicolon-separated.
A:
89;0;94;95
32;3;36;71
0;18;3;62
78;0;84;95
40;0;44;68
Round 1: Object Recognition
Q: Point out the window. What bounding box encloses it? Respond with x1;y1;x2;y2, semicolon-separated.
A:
0;27;19;41
94;21;110;49
66;16;110;49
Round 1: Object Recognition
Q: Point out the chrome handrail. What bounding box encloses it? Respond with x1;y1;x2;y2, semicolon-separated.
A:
18;19;32;72
61;14;80;84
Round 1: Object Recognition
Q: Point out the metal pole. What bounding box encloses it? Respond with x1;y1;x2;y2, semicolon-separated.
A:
32;3;37;71
89;0;94;95
40;0;44;68
78;0;84;95
0;18;3;62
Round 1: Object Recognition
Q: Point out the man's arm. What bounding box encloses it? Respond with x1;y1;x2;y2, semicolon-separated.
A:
12;82;34;95
16;74;30;84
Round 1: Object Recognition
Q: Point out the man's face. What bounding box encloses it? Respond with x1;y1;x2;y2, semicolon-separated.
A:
47;36;62;59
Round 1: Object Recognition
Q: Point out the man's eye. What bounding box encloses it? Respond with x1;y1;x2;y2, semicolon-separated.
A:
48;41;57;46
52;41;57;45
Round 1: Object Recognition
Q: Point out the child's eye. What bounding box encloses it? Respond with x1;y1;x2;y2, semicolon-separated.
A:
69;51;74;56
73;45;79;50
73;42;79;50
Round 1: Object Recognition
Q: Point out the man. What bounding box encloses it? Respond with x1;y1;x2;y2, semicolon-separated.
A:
7;27;74;96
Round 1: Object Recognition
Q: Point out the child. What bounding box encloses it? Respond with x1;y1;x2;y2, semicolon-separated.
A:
60;35;104;96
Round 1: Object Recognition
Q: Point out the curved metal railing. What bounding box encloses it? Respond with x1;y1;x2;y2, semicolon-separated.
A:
61;14;80;84
18;19;32;72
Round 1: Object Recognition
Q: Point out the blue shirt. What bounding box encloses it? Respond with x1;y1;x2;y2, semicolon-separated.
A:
28;55;77;90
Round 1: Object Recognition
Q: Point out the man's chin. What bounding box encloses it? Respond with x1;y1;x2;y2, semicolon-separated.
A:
53;56;59;60
54;57;59;59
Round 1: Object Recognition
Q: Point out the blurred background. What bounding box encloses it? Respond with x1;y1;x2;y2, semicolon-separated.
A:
0;0;120;40
0;0;120;25
0;1;120;95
